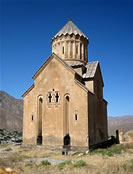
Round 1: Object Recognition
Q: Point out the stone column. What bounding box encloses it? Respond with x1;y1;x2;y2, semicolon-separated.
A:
118;129;124;144
60;41;62;58
59;42;61;57
86;45;88;62
80;43;82;60
52;45;54;53
73;41;76;58
56;43;58;56
78;42;80;59
82;44;84;61
85;45;88;62
84;45;86;62
65;41;67;58
70;42;73;58
68;41;71;58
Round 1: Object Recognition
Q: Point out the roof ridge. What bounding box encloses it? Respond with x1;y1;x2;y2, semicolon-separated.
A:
87;61;99;64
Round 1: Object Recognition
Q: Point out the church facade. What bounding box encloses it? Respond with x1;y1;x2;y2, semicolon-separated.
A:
22;20;108;149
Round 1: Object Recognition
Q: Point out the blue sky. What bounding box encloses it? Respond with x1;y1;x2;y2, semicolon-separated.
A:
1;0;133;116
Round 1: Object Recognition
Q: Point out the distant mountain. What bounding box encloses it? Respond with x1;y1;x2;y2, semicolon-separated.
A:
108;115;133;136
0;91;23;131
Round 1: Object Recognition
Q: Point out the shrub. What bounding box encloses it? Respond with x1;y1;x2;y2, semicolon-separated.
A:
3;148;12;151
58;160;72;169
25;163;33;168
90;145;123;157
73;160;86;168
130;159;133;164
58;162;66;169
40;160;51;166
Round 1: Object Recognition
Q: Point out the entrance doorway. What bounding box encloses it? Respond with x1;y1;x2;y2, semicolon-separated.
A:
37;97;43;145
64;134;70;147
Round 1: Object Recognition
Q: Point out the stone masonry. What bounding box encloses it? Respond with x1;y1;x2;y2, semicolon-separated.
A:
22;20;108;150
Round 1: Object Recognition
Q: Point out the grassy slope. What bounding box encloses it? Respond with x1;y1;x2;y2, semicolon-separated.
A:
0;143;133;174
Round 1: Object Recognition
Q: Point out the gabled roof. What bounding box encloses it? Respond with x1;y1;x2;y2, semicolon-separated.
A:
32;53;76;79
22;53;93;98
22;84;34;97
83;61;99;78
83;61;104;86
52;20;88;40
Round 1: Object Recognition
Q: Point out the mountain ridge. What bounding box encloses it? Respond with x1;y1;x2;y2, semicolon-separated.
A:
108;115;133;135
0;91;23;131
0;91;132;135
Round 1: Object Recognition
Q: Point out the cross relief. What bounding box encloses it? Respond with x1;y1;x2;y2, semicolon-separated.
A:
47;90;60;105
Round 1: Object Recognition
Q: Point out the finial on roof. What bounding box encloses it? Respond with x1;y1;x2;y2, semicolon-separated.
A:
52;18;88;40
68;14;72;21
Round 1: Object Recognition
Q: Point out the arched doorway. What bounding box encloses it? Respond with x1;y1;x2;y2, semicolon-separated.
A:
64;134;70;146
37;97;43;145
63;95;70;147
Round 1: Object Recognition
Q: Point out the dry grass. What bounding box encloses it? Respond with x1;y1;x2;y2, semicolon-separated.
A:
0;159;9;168
0;144;133;174
124;143;133;150
90;144;124;156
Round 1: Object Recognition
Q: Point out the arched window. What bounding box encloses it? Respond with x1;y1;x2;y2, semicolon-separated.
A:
32;115;34;121
39;97;43;103
66;95;69;102
75;114;77;120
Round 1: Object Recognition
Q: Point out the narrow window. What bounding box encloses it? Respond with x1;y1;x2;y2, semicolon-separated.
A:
62;46;64;54
76;45;78;54
48;93;52;103
66;96;69;102
75;114;77;120
39;97;43;103
55;92;59;103
32;115;34;121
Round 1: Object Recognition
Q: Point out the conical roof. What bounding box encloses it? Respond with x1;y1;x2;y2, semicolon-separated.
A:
52;20;88;40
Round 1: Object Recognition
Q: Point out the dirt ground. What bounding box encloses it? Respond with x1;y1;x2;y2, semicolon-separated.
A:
0;143;133;174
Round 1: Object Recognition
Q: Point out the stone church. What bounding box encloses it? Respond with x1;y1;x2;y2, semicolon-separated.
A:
22;20;108;150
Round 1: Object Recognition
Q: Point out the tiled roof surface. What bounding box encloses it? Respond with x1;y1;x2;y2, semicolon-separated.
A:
53;20;88;39
83;61;99;78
